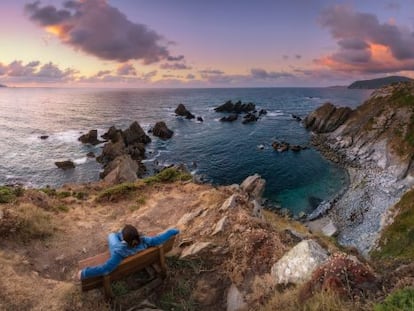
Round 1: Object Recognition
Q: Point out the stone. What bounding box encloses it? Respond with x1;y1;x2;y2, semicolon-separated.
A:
101;126;120;142
175;103;195;119
303;103;352;133
242;112;258;124
220;194;238;211
211;216;227;235
226;284;248;311
39;135;49;140
55;160;75;170
220;114;238;122
271;239;328;285
55;254;64;262
307;218;338;237
251;199;263;219
152;121;173;140
78;129;102;145
86;152;95;158
180;242;212;258
103;155;139;184
96;138;126;164
197;116;204;122
240;174;265;199
177;209;204;227
215;100;255;113
122;121;151;146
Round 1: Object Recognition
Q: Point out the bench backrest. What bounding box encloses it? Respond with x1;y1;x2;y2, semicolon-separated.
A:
79;236;175;292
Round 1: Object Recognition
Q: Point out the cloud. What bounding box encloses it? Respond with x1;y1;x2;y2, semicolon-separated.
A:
199;69;224;75
160;63;192;70
25;0;176;64
318;5;414;73
96;70;112;77
167;55;185;61
186;74;195;80
250;68;294;79
117;63;137;76
295;54;302;60
0;60;77;83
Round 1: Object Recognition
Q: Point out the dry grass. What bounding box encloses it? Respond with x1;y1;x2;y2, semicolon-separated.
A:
0;203;54;242
262;287;371;311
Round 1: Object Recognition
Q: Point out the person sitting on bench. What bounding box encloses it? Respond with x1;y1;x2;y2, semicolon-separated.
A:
78;224;179;280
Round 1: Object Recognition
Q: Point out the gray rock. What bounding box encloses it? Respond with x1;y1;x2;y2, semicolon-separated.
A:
212;216;228;235
220;194;238;211
251;199;263;219
271;240;328;285
227;284;248;311
240;174;265;199
177;209;204;227
55;160;75;170
152;121;173;140
180;242;212;259
307;218;338;237
103;155;138;184
78;129;102;145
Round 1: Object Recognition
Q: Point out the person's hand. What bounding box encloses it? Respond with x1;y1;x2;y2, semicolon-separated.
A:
77;270;82;281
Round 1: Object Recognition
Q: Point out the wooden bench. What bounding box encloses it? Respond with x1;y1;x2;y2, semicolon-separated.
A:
78;236;175;298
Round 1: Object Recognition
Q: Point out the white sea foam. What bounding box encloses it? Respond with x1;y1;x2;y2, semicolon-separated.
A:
74;157;87;165
266;111;284;117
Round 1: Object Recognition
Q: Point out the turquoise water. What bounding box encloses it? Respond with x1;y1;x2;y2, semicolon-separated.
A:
0;87;371;214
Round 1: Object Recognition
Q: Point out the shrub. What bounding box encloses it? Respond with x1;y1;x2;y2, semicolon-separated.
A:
55;205;69;213
39;187;57;196
143;167;192;185
56;191;71;199
371;188;414;260
374;287;414;311
1;204;54;241
95;182;139;202
0;186;16;203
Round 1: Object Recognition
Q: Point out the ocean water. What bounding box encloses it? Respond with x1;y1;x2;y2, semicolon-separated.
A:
0;87;371;215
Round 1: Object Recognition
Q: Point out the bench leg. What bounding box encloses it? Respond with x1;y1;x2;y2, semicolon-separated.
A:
158;247;167;278
103;275;114;300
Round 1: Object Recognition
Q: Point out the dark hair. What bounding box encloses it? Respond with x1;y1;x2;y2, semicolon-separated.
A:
122;224;141;248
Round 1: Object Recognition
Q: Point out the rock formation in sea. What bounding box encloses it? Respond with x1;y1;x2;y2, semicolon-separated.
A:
97;121;151;184
214;100;255;113
175;103;195;119
55;160;75;170
152;121;174;140
78;129;103;145
304;82;414;255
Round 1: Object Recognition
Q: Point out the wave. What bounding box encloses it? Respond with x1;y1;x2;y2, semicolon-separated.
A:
266;111;284;117
73;157;88;165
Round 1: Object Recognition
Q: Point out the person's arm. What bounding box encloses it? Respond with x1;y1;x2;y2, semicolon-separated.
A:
141;228;179;247
80;252;123;280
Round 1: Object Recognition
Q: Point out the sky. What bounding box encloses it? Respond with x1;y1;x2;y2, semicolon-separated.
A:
0;0;414;87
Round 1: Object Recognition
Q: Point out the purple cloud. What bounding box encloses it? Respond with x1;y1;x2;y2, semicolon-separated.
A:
250;68;294;79
117;63;137;76
320;5;414;61
25;0;176;64
160;63;191;70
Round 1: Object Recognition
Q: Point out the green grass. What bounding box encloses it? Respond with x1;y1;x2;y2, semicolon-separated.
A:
39;187;57;196
0;186;24;203
143;167;192;185
95;182;139;202
111;280;130;296
374;287;414;311
371;188;414;260
56;191;71;199
129;196;146;211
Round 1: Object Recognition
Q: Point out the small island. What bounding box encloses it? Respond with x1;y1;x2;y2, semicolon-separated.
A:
348;75;412;89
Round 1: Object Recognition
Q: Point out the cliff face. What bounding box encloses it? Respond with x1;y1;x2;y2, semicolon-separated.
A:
308;82;414;180
305;82;414;255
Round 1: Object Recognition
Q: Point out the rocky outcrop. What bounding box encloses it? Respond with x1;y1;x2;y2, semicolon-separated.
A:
220;114;238;122
78;129;102;145
242;112;258;124
270;240;328;285
102;154;139;184
214;100;255;113
55;160;75;170
152;121;173;140
305;82;414;255
175;103;195;119
96;121;151;183
303;103;352;133
240;174;265;200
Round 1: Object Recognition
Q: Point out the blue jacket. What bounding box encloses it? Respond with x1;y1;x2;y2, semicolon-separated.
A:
81;228;179;279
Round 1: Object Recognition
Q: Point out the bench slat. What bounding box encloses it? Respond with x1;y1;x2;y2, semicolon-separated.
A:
78;236;176;296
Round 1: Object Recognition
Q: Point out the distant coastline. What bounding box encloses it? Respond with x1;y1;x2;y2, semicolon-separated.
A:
348;76;412;89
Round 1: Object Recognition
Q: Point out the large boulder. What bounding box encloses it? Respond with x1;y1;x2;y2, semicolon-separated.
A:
101;126;121;142
270;240;328;285
240;174;265;199
78;129;102;145
226;284;248;311
303;103;352;133
55;160;75;170
175;104;195;119
152;121;174;140
122;121;151;145
102;155;139;184
96;136;126;164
